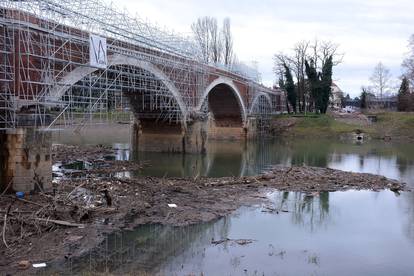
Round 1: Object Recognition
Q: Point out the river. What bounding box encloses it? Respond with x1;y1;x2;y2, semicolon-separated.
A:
51;125;414;275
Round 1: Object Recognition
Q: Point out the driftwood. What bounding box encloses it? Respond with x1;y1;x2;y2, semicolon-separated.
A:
2;204;12;249
282;167;293;184
34;218;85;228
261;206;290;214
2;212;9;249
211;238;256;245
0;180;13;196
14;197;45;208
0;210;34;214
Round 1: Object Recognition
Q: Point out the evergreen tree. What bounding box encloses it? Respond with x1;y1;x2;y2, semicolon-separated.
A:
397;76;411;111
360;88;368;109
320;55;333;113
283;64;297;113
278;76;290;114
305;56;333;114
305;59;320;112
354;97;361;108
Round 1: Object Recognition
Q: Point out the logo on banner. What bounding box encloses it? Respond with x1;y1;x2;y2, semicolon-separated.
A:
89;34;107;69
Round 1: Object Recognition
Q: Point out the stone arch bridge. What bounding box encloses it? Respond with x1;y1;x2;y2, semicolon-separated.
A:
0;0;285;192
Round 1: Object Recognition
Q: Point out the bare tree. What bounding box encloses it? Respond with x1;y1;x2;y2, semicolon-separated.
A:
402;34;414;86
191;17;213;63
292;41;309;112
273;53;289;81
273;39;343;113
369;62;392;100
273;54;293;113
209;17;222;64
221;18;233;66
192;17;235;65
311;40;344;70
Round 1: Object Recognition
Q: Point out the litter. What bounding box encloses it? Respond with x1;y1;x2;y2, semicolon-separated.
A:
168;204;177;208
17;260;30;270
32;263;47;268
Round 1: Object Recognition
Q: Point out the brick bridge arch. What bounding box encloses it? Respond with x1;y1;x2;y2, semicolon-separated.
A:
249;93;273;114
49;54;188;126
196;77;249;140
197;76;247;124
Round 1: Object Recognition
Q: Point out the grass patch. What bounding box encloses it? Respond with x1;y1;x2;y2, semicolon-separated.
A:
273;112;414;140
291;114;359;138
368;112;414;139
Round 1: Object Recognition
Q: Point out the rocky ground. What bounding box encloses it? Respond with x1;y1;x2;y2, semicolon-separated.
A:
0;145;408;275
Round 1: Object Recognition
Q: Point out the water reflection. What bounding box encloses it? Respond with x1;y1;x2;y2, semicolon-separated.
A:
51;130;414;275
48;218;232;275
271;192;331;232
127;139;414;189
403;192;414;244
48;191;414;275
53;128;414;188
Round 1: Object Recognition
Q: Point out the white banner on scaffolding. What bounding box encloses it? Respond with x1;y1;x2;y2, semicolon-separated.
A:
89;34;107;69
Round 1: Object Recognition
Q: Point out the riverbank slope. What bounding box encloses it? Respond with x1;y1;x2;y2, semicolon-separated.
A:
270;112;414;141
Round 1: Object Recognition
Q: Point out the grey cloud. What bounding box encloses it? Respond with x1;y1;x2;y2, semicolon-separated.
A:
110;0;414;96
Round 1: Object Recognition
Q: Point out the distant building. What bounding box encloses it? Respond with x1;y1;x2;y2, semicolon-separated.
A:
366;94;397;110
330;83;344;109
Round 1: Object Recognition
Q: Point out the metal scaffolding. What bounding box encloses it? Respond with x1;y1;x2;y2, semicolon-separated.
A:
0;0;208;129
0;0;281;131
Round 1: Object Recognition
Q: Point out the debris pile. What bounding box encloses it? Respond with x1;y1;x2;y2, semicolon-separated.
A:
0;144;408;275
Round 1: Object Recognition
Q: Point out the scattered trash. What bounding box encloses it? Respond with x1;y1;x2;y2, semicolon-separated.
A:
32;263;47;268
17;260;30;270
168;204;177;208
16;192;25;199
68;187;95;208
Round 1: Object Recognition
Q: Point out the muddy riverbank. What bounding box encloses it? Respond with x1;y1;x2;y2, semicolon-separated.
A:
0;145;408;275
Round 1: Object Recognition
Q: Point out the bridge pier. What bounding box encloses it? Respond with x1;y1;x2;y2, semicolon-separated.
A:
0;128;52;193
207;116;260;140
131;117;207;154
245;117;259;139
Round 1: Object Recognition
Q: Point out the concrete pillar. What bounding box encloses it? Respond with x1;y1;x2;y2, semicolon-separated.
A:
0;128;52;193
131;118;207;154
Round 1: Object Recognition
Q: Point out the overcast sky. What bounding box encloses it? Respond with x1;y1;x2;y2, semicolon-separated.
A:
107;0;414;97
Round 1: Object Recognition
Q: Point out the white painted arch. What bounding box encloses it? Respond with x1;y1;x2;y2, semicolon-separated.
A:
49;54;188;122
197;76;247;123
249;92;273;115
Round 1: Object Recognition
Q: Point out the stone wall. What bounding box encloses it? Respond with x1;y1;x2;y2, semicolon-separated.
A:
207;121;246;140
0;128;52;193
131;118;207;153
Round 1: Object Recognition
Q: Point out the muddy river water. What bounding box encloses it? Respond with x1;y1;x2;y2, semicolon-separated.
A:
51;126;414;275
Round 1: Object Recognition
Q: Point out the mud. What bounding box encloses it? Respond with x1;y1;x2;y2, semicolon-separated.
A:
0;145;408;275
